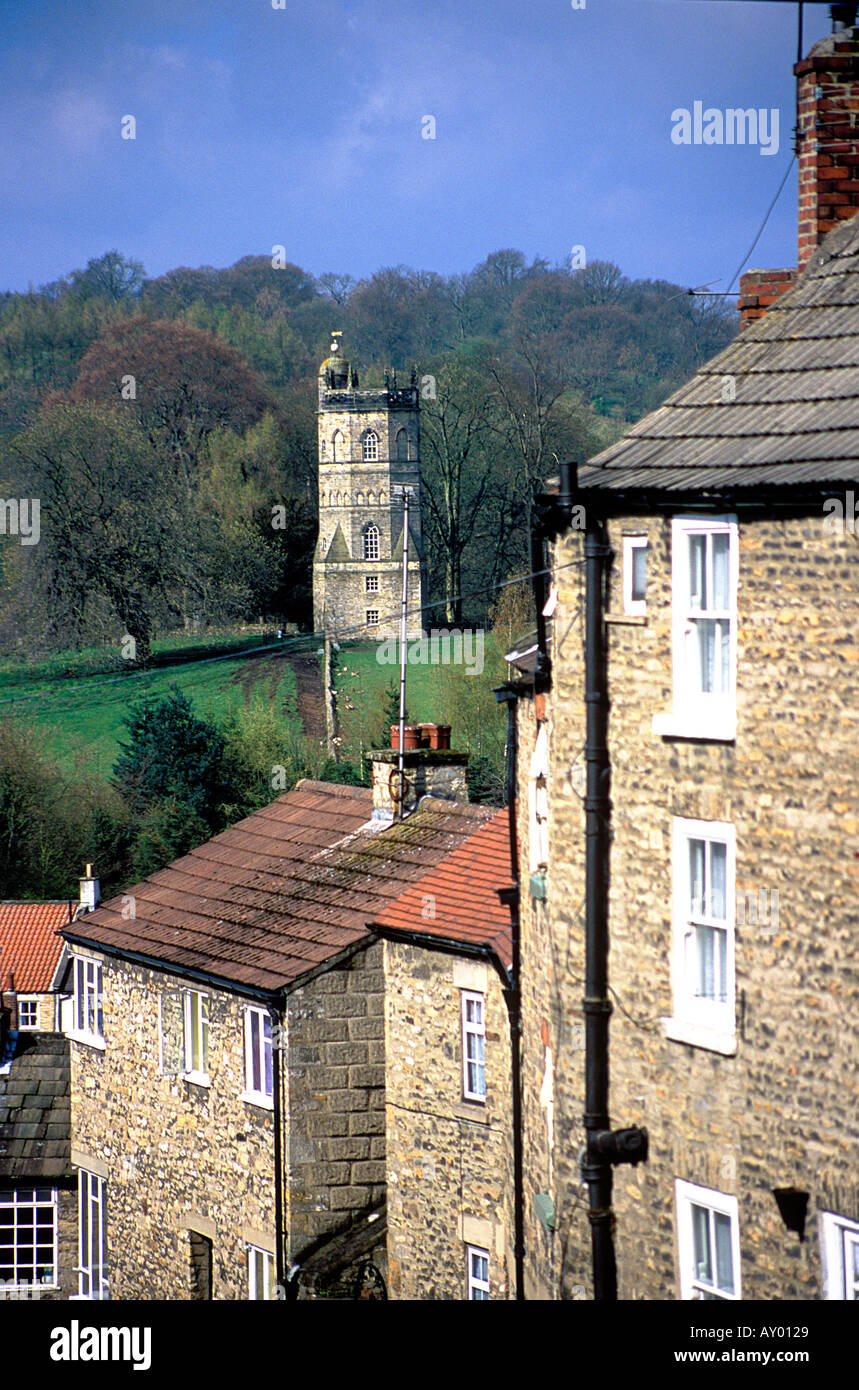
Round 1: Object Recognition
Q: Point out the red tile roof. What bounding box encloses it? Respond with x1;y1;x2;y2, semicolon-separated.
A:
0;901;71;993
65;780;498;994
371;809;515;969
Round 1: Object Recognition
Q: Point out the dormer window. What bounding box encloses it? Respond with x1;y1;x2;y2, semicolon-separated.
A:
362;431;379;462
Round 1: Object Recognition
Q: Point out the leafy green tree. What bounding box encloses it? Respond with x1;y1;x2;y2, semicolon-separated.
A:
67;251;146;303
376;676;408;750
113;687;230;830
7;402;187;659
131;797;211;879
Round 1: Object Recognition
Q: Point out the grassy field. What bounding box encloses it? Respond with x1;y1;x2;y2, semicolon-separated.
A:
0;630;511;785
334;636;509;764
0;635;303;781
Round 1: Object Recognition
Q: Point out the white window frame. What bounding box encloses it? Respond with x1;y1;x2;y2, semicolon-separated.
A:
75;1170;107;1300
17;997;39;1030
821;1211;859;1300
528;723;549;872
362;430;379;462
652;515;738;742
365;609;380;627
365;575;379;592
183;990;210;1085
242;1006;273;1109
466;1244;490;1300
69;955;104;1048
663;817;736;1054
461;991;486;1103
622;535;647;616
0;1186;58;1291
247;1244;276;1300
363;524;380;561
676;1180;740;1301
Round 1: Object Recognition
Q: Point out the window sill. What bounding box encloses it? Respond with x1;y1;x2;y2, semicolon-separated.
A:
66;1029;106;1051
455;1100;489;1124
661;1017;736;1056
183;1071;211;1089
608;611;647;625
240;1091;274;1111
652;711;736;743
1;1283;59;1295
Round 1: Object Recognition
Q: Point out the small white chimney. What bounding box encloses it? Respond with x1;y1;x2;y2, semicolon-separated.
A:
79;864;100;913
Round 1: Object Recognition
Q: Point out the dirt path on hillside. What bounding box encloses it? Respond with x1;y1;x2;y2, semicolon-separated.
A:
229;650;325;741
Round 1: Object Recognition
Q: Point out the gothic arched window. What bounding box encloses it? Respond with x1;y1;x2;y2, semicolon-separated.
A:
332;430;344;462
396;428;409;462
363;524;380;561
362;431;379;462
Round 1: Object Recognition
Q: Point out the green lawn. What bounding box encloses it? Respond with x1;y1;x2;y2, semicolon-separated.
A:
0;641;301;781
334;636;508;764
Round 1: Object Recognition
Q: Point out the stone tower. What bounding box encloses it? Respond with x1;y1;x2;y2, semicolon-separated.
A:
313;333;424;639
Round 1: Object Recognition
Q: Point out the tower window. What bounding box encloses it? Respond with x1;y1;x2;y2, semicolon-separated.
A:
366;610;380;627
332;430;344;462
362;431;379;462
365;576;379;592
363;524;380;561
396;428;409;462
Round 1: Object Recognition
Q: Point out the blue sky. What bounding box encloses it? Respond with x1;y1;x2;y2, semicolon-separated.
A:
0;0;833;295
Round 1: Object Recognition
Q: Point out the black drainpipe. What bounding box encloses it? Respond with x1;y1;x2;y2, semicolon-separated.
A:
271;999;286;1295
531;466;647;1301
494;686;525;1301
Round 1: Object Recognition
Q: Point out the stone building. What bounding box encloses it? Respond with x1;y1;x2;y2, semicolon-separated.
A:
504;26;859;1302
62;774;500;1299
0;1022;77;1300
0;879;99;1299
0;899;74;1033
314;332;424;640
506;85;859;1298
372;809;515;1300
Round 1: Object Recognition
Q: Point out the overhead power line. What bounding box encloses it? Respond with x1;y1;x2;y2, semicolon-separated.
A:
0;558;584;709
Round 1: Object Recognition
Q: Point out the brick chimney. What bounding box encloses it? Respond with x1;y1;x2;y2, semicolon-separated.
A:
739;16;859;328
796;19;859;270
367;726;469;822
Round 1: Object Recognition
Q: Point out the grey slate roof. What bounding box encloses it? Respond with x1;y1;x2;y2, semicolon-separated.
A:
0;1033;72;1179
580;214;859;493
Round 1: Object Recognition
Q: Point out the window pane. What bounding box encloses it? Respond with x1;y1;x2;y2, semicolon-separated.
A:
263;1016;273;1097
712;534;730;609
714;1212;734;1293
696;619;717;692
688;840;705;917
249;1012;261;1093
631;545;647;602
688;535;706;608
691;1205;712;1283
709;842;727;920
695;926;716;999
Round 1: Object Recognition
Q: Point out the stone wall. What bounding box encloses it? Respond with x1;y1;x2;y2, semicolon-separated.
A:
523;508;859;1298
515;697;568;1300
383;940;513;1299
285;944;387;1262
314;392;424;639
69;954;276;1300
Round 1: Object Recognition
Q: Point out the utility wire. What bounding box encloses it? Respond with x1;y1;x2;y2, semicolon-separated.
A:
725;154;797;294
0;557;585;709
